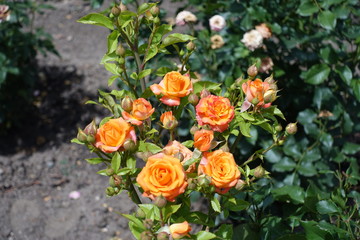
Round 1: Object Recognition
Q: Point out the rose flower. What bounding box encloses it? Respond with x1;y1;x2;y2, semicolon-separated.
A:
209;15;226;31
160;111;178;129
175;10;197;26
150;71;193;106
122;98;155;125
136;153;188;202
169;221;192;239
242;78;271;107
95;118;136;153
199;150;240;194
163;140;194;173
196;95;234;132
194;129;214;152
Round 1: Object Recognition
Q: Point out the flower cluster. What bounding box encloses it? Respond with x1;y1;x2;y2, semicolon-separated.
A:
242;23;272;51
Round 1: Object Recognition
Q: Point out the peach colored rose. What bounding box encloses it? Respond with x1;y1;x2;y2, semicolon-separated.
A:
160;111;177;129
194;129;214;152
199;150;240;194
150;71;193;106
163;140;194;173
169;221;192;239
95;118;136;153
195;95;234;132
242;78;270;107
136;153;188;202
255;23;272;39
122;98;154;125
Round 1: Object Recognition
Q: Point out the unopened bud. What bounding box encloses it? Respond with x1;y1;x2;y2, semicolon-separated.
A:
200;89;211;98
140;231;153;240
86;135;95;144
123;139;136;152
263;90;277;103
118;57;125;66
235;179;246;191
253;165;266;178
143;219;154;230
116;44;126;56
77;128;87;142
187;178;197;190
251;97;260;105
113;175;122;186
157;232;169;240
186;41;195;51
119;2;127;11
121;96;133;112
136;151;153;162
275;124;282;132
106;168;114;176
247;64;258;78
198;175;211;187
188;93;199;105
84;120;97;135
190;125;199;134
235;76;243;86
153;16;160;24
154;195;167;208
219;143;230;152
109;176;116;187
164;119;178;130
106;187;115;196
150;6;159;16
111;6;120;16
269;83;278;91
264;74;275;84
285;122;297;135
135;208;146;218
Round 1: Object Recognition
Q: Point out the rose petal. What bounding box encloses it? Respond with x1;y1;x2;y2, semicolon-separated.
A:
160;96;181;106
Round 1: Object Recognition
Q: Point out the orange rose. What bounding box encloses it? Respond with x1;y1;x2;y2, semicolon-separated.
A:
169;221;192;239
199;150;240;194
195;95;234;132
160;111;177;129
163;140;194;173
122;98;155;125
242;78;270;107
136;153;188;201
150;71;193;106
194;129;214;152
95;118;136;153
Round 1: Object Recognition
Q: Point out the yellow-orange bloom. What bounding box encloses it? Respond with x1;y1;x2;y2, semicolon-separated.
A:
163;140;194;173
242;78;270;107
95;118;136;153
160;111;177;129
194;129;214;152
122;98;154;125
196;95;234;132
169;221;192;239
199;150;240;194
150;71;193;106
136;153;188;202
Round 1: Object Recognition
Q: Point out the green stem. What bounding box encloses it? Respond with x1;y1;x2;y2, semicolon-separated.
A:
230;132;242;153
120;73;139;98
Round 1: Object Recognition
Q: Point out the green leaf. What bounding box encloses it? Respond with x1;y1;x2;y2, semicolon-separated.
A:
145;46;158;63
70;138;84;145
122;214;145;230
96;169;108;176
335;65;352;85
104;62;121;75
297;1;318;16
182;140;194;148
238;119;252;138
210;196;221;213
126;156;136;169
343;142;360;155
351;79;360;101
272;185;305;204
156;67;173;76
107;30;119;54
215;224;233;240
163;204;182;220
137;3;156;15
111;152;121;172
318;11;337;30
138;69;152;80
77;13;114;30
193;81;221;94
161;33;196;47
224;198;250;211
107;75;118;86
130;72;138;80
301;221;334;240
194;231;216;240
303;64;331;85
85;158;103;164
138;141;162;153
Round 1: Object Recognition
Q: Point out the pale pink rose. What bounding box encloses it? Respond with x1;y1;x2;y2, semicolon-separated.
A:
241;29;263;51
209;15;226;31
259;57;274;74
175;11;197;26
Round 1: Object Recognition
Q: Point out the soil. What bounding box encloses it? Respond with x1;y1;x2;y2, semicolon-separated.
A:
0;0;184;239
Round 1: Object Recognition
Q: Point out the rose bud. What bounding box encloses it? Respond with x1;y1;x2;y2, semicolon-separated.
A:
121;96;133;112
235;179;246;191
135;208;146;218
77;128;87;143
264;74;275;84
111;6;120;16
106;187;115;196
253;165;266;178
119;2;127;11
198;175;211;188
154;195;167;208
86;135;95;144
188;93;199;105
187;178;197;190
275;124;283;132
143;219;154;230
84;120;97;135
109;176;116;187
200;89;211;98
247;64;258;78
174;152;184;162
106;168;114;176
169;221;192;239
140;231;153;240
113;175;122;186
116;44;126;56
123;139;137;152
160;111;178;130
150;6;159;16
186;41;196;51
157;232;169;240
285;122;298;135
263;89;277;103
